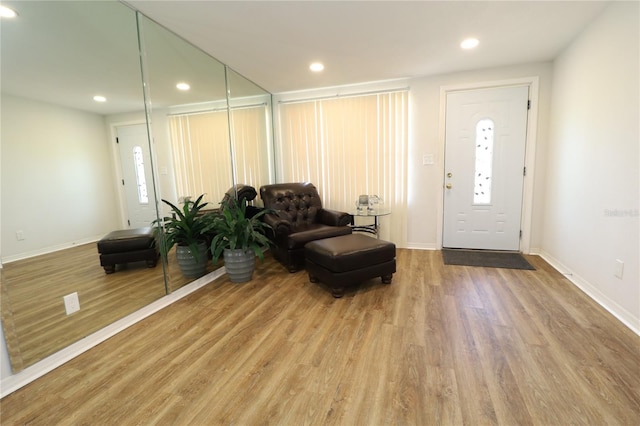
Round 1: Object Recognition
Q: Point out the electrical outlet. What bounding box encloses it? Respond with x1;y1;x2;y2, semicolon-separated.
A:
63;292;80;315
614;260;624;279
16;230;24;241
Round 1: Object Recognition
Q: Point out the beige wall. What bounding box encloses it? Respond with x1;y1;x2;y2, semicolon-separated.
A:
542;1;639;331
1;94;120;260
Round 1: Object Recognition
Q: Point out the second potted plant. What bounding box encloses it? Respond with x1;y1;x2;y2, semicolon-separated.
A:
153;194;214;278
210;197;272;283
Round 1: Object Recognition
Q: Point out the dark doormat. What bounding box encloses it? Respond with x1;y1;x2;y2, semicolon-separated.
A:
442;249;535;270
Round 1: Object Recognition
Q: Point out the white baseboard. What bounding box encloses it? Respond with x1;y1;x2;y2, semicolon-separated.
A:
533;249;639;336
0;267;226;398
405;243;437;250
2;235;104;264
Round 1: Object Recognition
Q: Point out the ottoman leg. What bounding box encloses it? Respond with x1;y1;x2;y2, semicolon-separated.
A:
331;285;345;298
382;274;393;284
104;265;115;274
308;273;319;283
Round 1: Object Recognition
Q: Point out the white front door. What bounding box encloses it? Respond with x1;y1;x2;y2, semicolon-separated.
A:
442;86;529;250
116;124;158;229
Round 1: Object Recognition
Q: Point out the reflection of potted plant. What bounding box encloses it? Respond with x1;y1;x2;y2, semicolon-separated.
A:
153;194;214;278
210;198;272;283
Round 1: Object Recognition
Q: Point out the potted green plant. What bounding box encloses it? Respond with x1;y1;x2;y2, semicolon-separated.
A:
153;194;214;278
210;197;272;283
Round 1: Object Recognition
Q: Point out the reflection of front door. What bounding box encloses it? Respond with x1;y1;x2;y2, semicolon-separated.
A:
443;86;529;250
116;124;157;229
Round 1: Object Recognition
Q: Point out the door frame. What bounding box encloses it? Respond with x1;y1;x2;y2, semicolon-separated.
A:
436;77;539;253
109;120;148;229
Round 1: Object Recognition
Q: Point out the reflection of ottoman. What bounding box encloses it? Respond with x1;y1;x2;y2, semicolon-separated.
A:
97;227;158;274
305;234;396;298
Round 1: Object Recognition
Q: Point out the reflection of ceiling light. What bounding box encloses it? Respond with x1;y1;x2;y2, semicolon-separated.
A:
93;95;107;102
460;38;479;49
0;6;18;18
309;62;324;72
176;82;190;91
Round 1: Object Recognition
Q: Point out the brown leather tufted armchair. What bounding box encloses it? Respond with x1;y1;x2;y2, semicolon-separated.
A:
260;182;352;272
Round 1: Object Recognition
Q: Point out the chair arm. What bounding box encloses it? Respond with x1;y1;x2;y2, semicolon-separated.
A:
262;213;292;237
317;208;352;227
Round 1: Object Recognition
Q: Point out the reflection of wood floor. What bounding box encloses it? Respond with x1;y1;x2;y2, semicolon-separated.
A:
1;243;220;370
2;250;639;424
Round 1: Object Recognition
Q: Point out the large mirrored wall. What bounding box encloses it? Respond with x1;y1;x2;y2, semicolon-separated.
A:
0;1;273;372
226;68;274;196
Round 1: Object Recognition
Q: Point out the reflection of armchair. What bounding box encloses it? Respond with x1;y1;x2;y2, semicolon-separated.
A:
194;184;261;218
220;184;262;218
260;182;352;272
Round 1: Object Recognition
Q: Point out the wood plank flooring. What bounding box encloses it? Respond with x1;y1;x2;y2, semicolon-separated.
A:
1;249;638;425
1;243;222;370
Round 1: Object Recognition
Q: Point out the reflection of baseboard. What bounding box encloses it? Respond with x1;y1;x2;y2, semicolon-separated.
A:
2;235;104;264
0;266;226;398
405;243;437;250
534;249;640;336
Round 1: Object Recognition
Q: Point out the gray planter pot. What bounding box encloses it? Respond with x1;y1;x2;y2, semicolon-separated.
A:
176;242;208;278
223;248;256;283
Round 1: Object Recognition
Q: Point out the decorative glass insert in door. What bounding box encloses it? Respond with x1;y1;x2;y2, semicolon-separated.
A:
133;146;149;204
474;119;494;205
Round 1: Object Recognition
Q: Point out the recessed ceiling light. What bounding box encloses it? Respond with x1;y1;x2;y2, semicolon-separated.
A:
460;38;479;50
309;62;324;72
0;5;18;18
93;95;107;102
176;82;190;91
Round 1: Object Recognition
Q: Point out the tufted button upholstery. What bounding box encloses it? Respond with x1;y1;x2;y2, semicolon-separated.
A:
270;191;320;227
260;182;352;272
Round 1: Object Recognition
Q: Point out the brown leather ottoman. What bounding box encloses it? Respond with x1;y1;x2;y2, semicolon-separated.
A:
97;227;158;274
305;234;396;298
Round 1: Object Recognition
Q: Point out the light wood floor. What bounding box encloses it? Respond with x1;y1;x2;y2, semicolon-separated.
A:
1;243;221;370
1;249;638;425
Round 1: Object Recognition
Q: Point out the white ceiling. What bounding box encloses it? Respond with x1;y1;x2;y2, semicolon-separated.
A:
1;1;265;115
1;1;610;115
127;0;610;94
1;1;146;115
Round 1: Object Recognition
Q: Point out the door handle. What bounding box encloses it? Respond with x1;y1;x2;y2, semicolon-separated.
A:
446;183;452;189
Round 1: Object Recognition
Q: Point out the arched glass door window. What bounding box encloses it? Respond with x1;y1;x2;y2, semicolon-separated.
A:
133;146;149;204
474;119;494;205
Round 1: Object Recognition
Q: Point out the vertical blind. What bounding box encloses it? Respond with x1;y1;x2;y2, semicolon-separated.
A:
168;105;269;206
229;106;271;201
277;90;408;245
169;110;232;205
